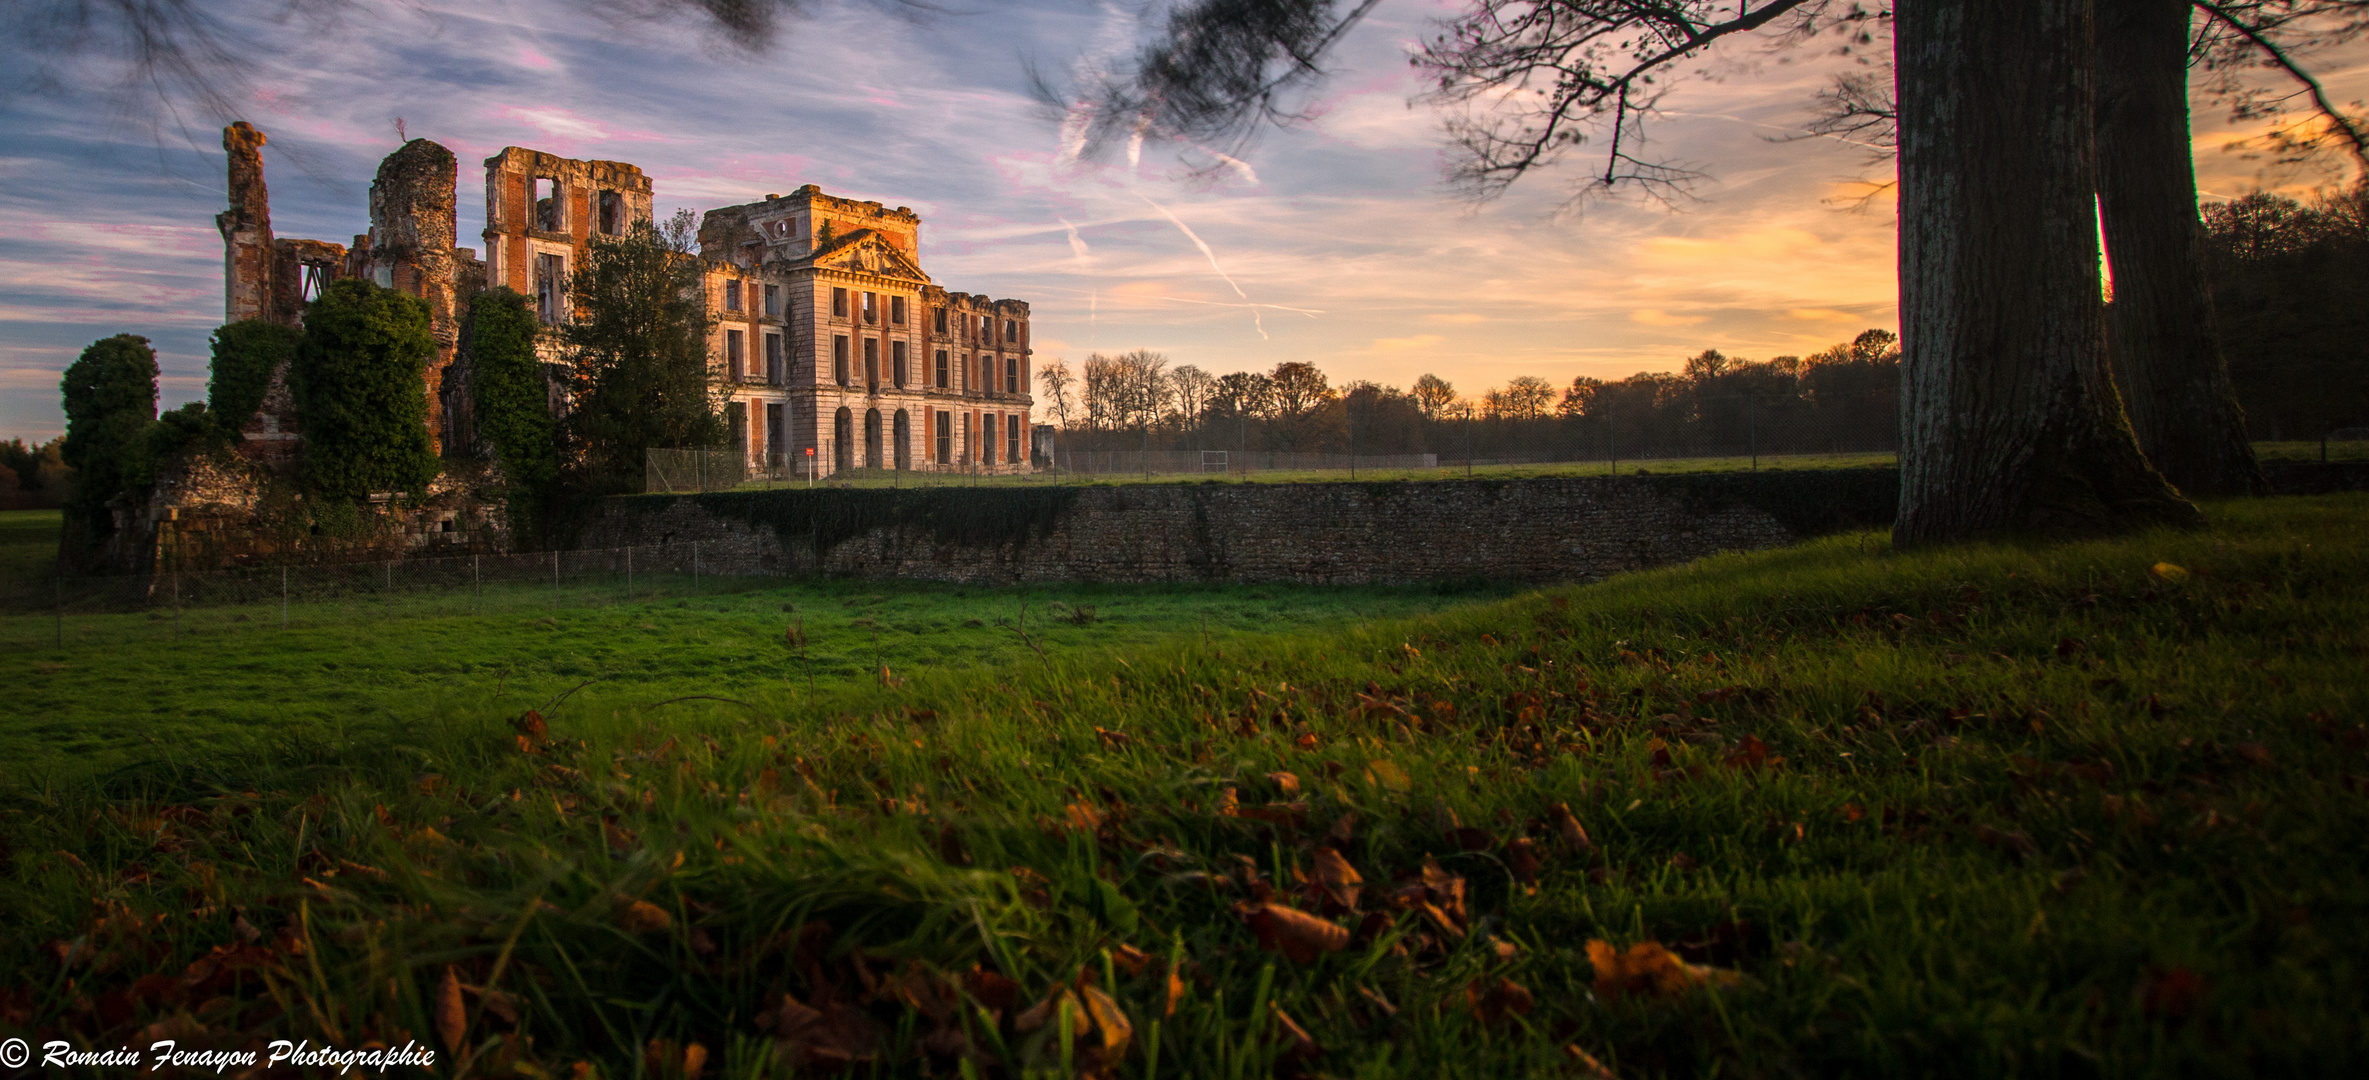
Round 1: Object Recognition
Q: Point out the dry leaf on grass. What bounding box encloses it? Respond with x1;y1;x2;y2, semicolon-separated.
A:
1587;939;1741;999
617;900;672;934
1240;902;1351;963
1466;976;1535;1027
1564;1044;1619;1079
1271;1003;1325;1066
1312;847;1363;910
434;965;467;1053
1549;802;1594;853
1268;771;1301;796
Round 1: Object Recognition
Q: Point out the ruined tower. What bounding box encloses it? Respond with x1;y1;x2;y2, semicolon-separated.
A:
358;139;462;452
216;122;274;324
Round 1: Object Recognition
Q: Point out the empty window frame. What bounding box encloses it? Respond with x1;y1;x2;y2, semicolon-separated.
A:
892;340;909;388
1006;355;1020;394
724;279;743;311
766;332;784;383
726;329;745;381
833;335;850;384
598;190;624;235
933;307;947;333
1005;319;1018;343
934;349;949;389
891;296;906;325
535;253;566;323
935;410;951;464
863;338;880;389
767;403;785;460
863;292;878;324
983;413;997;465
533;178;561;232
833;287;849;317
299;262;330;303
763;284;780;318
1007;415;1022;464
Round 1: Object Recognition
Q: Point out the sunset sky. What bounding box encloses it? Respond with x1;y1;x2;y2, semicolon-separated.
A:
3;0;2362;440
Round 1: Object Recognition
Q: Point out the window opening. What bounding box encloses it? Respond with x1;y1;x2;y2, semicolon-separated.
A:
726;329;745;382
864;338;879;390
1006;355;1019;394
724;279;742;311
1007;415;1022;464
833;287;848;316
1006;319;1018;342
935;410;951;464
863;292;877;324
300;263;329;303
893;340;908;388
891;296;906;324
598;190;623;235
533;178;560;231
833;335;850;384
933;307;947;333
535;253;565;323
934;349;949;389
763;284;780;317
766;333;783;383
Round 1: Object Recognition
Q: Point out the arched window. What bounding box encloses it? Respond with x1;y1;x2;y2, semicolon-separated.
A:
864;409;884;470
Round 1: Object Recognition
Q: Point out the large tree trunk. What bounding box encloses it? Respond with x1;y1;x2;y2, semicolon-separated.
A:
2095;0;2267;497
1894;0;2200;545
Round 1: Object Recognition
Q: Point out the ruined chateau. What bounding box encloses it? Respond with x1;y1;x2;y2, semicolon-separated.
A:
217;122;1036;477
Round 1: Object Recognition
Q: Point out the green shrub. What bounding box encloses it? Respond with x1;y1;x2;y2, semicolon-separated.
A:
58;333;158;531
467;287;561;540
135;402;229;487
293;279;439;504
206;319;299;434
563;222;722;491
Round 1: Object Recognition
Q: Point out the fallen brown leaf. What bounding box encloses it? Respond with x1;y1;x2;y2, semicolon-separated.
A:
1466;976;1535;1027
617;900;672;934
1549;802;1594;853
1312;847;1363;911
434;965;466;1054
1587;939;1741;999
1241;902;1350;963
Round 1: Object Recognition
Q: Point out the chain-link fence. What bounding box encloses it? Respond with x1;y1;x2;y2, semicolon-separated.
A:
1;542;783;651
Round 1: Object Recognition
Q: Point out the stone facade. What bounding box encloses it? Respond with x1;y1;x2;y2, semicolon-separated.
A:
575;472;1901;585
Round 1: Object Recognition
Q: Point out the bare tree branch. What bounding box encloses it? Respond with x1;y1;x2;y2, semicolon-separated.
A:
2195;0;2369;174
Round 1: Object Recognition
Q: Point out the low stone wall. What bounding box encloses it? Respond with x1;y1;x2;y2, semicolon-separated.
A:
576;469;1901;585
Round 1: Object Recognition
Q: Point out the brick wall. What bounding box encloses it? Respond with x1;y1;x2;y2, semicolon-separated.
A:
576;470;1901;585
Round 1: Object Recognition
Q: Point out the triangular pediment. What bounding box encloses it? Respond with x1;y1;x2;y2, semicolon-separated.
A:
809;230;929;284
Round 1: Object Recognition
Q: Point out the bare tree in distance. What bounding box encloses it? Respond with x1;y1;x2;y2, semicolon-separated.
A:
1036;357;1076;427
1411;372;1457;419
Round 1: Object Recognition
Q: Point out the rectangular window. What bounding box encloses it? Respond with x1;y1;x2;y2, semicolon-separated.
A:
833;336;849;385
983;413;997;465
934;349;948;388
724;279;742;311
833;288;848;317
891;296;906;324
1007;414;1022;464
935;410;951;464
726;329;745;381
1005;318;1018;343
535;253;565;323
728;402;747;455
766;333;783;383
863;338;879;389
933;307;947;333
533;177;560;231
863;292;877;323
763;284;780;317
1006;355;1019;394
767;403;784;459
892;340;908;387
598;190;623;235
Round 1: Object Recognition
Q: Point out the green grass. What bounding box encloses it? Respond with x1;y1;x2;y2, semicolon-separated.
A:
4;496;2367;1077
0;508;59;586
2253;438;2369;463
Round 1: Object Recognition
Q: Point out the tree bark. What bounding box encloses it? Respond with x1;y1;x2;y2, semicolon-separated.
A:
1894;0;2200;545
2095;0;2267;497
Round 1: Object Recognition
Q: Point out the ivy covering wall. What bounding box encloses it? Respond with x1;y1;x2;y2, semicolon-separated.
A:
206;319;299;434
292;279;439;505
466;286;560;540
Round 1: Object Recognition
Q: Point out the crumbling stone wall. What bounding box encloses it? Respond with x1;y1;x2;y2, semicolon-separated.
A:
576;471;1901;585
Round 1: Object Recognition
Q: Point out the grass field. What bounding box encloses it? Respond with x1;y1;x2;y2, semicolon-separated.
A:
4;496;2366;1077
714;452;1903;492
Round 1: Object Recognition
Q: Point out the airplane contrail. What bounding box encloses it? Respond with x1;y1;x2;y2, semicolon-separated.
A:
1133;190;1268;339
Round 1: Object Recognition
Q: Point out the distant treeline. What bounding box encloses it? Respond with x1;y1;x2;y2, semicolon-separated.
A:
1039;331;1903;462
2198;185;2369;441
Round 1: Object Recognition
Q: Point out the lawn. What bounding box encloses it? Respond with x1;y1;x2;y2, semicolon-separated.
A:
713;452;1903;492
3;495;2365;1077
